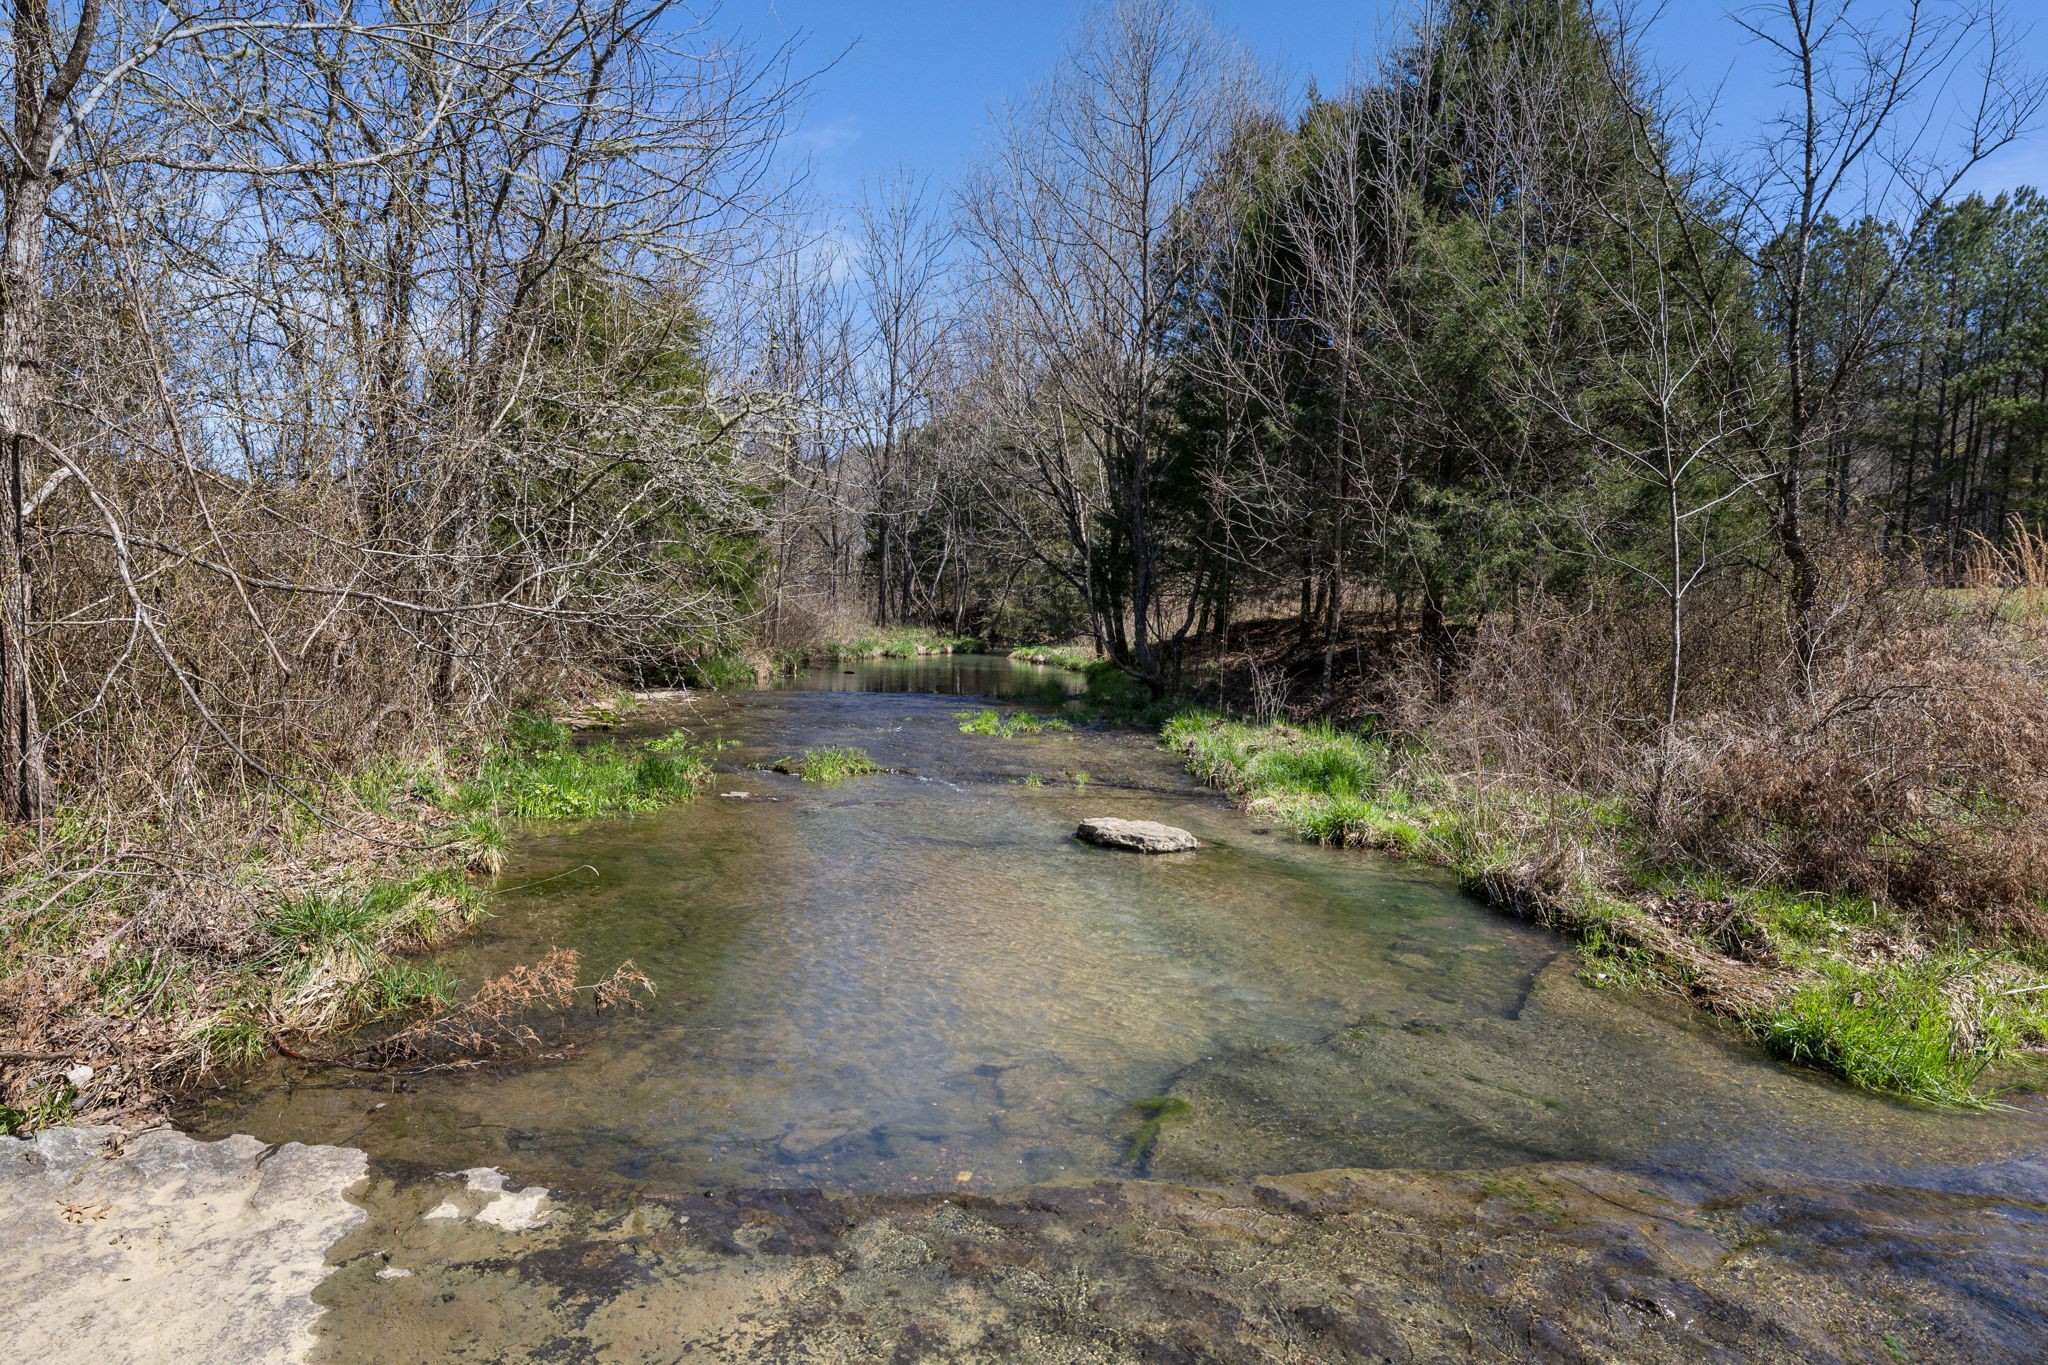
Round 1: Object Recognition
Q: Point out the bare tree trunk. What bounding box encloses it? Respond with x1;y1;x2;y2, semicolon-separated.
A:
0;160;52;822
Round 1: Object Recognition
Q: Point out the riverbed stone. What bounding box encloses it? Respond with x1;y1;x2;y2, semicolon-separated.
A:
0;1125;368;1364
285;1156;2047;1363
1076;816;1199;853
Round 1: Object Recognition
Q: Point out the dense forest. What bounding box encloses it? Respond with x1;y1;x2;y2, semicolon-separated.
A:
6;0;2048;1122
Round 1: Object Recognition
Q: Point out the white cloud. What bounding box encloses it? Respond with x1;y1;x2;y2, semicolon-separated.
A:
1958;139;2048;198
793;116;863;156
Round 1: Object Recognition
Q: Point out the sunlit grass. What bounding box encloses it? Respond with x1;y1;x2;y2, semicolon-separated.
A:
956;707;1071;737
1761;951;2048;1107
452;715;710;819
1158;706;2048;1106
1009;644;1096;671
778;745;883;783
772;627;982;670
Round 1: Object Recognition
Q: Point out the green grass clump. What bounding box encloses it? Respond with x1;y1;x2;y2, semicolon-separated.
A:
0;1082;78;1136
1009;644;1096;671
683;652;759;690
879;630;981;658
777;746;884;783
270;891;384;955
955;707;1072;737
349;960;457;1019
773;628;982;670
274;867;480;952
453;714;709;819
1127;1094;1194;1169
1760;951;2048;1106
346;755;447;814
1162;710;1421;852
187;1010;271;1073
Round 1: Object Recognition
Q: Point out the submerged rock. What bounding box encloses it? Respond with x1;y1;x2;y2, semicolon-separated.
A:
295;1158;2048;1363
421;1167;551;1231
1076;817;1199;853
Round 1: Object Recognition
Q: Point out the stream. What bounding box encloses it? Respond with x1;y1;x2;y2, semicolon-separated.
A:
182;655;2048;1361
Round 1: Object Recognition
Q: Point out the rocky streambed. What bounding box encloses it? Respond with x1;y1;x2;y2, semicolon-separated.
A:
7;1126;2044;1363
0;1126;367;1363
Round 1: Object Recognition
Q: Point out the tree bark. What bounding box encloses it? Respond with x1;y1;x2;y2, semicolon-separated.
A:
0;169;51;822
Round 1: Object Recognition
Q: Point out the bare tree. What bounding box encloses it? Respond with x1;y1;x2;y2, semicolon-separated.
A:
1708;0;2046;686
853;169;954;625
12;0;802;817
959;0;1260;686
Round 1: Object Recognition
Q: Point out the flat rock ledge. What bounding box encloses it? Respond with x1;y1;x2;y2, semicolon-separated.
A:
0;1125;368;1365
1076;817;1199;853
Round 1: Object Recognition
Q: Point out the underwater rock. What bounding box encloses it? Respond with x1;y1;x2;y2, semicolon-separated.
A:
420;1168;551;1231
1076;817;1198;853
775;1115;867;1164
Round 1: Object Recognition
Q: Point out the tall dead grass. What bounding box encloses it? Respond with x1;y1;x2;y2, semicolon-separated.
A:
1403;545;2048;938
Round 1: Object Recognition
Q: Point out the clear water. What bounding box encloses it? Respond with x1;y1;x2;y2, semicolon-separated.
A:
771;651;1089;699
189;656;2048;1199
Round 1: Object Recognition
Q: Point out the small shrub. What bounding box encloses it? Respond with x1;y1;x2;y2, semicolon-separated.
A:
956;707;1071;737
777;746;883;783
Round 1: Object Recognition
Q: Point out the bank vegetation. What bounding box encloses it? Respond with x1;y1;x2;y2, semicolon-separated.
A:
0;0;799;1128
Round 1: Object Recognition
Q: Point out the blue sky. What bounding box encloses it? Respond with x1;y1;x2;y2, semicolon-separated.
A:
726;1;2048;205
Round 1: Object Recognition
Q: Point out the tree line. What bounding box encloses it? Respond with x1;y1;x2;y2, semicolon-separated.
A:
8;0;2048;826
6;0;802;823
767;0;2048;727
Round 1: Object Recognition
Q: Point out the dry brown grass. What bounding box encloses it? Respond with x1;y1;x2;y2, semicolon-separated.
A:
1403;546;2048;939
0;787;471;1125
1965;514;2048;625
354;948;654;1069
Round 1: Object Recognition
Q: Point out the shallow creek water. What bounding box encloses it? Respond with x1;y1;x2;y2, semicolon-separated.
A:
191;655;2048;1203
172;655;2048;1360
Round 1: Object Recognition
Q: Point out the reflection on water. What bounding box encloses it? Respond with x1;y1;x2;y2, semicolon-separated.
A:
189;658;2047;1202
772;651;1088;698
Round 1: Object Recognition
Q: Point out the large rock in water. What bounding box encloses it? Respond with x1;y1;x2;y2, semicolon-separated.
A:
1076;817;1199;853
